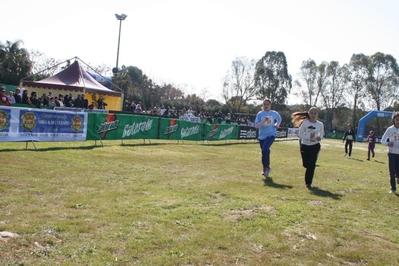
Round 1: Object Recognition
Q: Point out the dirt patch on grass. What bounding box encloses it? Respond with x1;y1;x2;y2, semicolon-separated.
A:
223;206;276;221
359;230;391;242
308;200;322;206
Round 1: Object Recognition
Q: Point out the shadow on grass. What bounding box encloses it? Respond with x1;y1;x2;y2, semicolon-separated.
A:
308;186;343;200
349;158;363;162
0;139;262;152
0;145;99;152
0;140;174;152
263;176;294;189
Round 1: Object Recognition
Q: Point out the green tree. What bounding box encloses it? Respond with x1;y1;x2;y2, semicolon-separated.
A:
205;99;223;113
0;40;32;85
184;93;206;113
254;51;292;107
366;52;399;110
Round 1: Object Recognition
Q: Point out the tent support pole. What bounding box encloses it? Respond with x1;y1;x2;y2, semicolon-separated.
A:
143;138;151;144
25;141;37;150
94;139;104;146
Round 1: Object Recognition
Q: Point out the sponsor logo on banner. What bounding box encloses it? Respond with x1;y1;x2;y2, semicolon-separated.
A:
122;119;153;138
21;112;37;131
165;119;179;136
181;125;200;138
276;129;287;138
287;128;299;138
209;124;218;140
98;113;119;139
71;116;83;132
240;128;257;139
219;127;234;139
0;110;9;130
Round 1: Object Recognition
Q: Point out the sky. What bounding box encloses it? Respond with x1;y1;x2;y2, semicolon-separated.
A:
2;0;398;104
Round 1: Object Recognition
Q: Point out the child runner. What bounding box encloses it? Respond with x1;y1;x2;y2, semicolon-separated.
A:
366;130;376;161
291;107;324;189
255;98;282;178
380;111;399;194
343;123;356;158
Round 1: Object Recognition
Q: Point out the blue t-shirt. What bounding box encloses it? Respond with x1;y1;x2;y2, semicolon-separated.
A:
255;110;282;140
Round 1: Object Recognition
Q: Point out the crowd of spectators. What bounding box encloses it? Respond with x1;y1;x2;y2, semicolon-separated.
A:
122;99;254;125
0;87;94;110
1;87;255;125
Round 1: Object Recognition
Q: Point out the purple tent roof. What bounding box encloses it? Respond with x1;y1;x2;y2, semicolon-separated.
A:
22;60;122;96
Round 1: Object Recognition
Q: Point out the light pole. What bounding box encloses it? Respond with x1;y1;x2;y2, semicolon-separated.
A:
113;13;127;80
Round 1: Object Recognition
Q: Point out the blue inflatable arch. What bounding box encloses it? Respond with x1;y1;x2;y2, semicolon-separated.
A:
356;110;392;142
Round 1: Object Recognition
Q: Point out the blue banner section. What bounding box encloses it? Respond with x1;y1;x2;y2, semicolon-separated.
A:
0;106;87;142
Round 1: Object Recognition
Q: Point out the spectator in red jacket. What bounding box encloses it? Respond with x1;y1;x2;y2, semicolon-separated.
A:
0;89;11;106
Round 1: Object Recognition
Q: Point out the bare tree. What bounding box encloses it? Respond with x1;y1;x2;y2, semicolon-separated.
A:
222;57;257;113
295;59;319;107
343;53;370;126
319;61;347;133
29;50;63;80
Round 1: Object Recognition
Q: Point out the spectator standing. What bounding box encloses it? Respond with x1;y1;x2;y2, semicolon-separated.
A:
366;130;376;161
22;90;32;105
54;96;61;107
64;94;73;107
97;96;107;109
123;100;130;111
380;111;399;194
169;107;178;118
343;123;356;158
130;101;136;112
58;95;65;107
88;101;95;110
255;98;282;178
73;94;83;108
30;92;39;107
39;93;49;107
225;113;232;124
48;97;55;108
292;107;324;189
14;88;21;103
163;106;170;117
0;89;10;106
160;105;166;116
135;103;143;113
82;94;88;109
8;91;16;104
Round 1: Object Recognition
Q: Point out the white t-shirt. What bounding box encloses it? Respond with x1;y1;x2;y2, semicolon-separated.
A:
381;125;399;154
298;119;325;146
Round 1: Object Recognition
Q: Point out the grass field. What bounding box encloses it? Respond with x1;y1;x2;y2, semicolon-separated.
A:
1;138;399;265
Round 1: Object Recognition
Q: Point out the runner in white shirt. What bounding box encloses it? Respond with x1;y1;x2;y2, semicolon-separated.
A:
380;111;399;194
291;107;324;189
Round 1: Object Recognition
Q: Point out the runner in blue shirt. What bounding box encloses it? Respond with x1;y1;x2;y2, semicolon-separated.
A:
255;98;282;178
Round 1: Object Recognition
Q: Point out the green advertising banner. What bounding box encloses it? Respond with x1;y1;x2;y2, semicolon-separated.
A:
159;118;203;141
86;113;159;140
203;123;239;141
